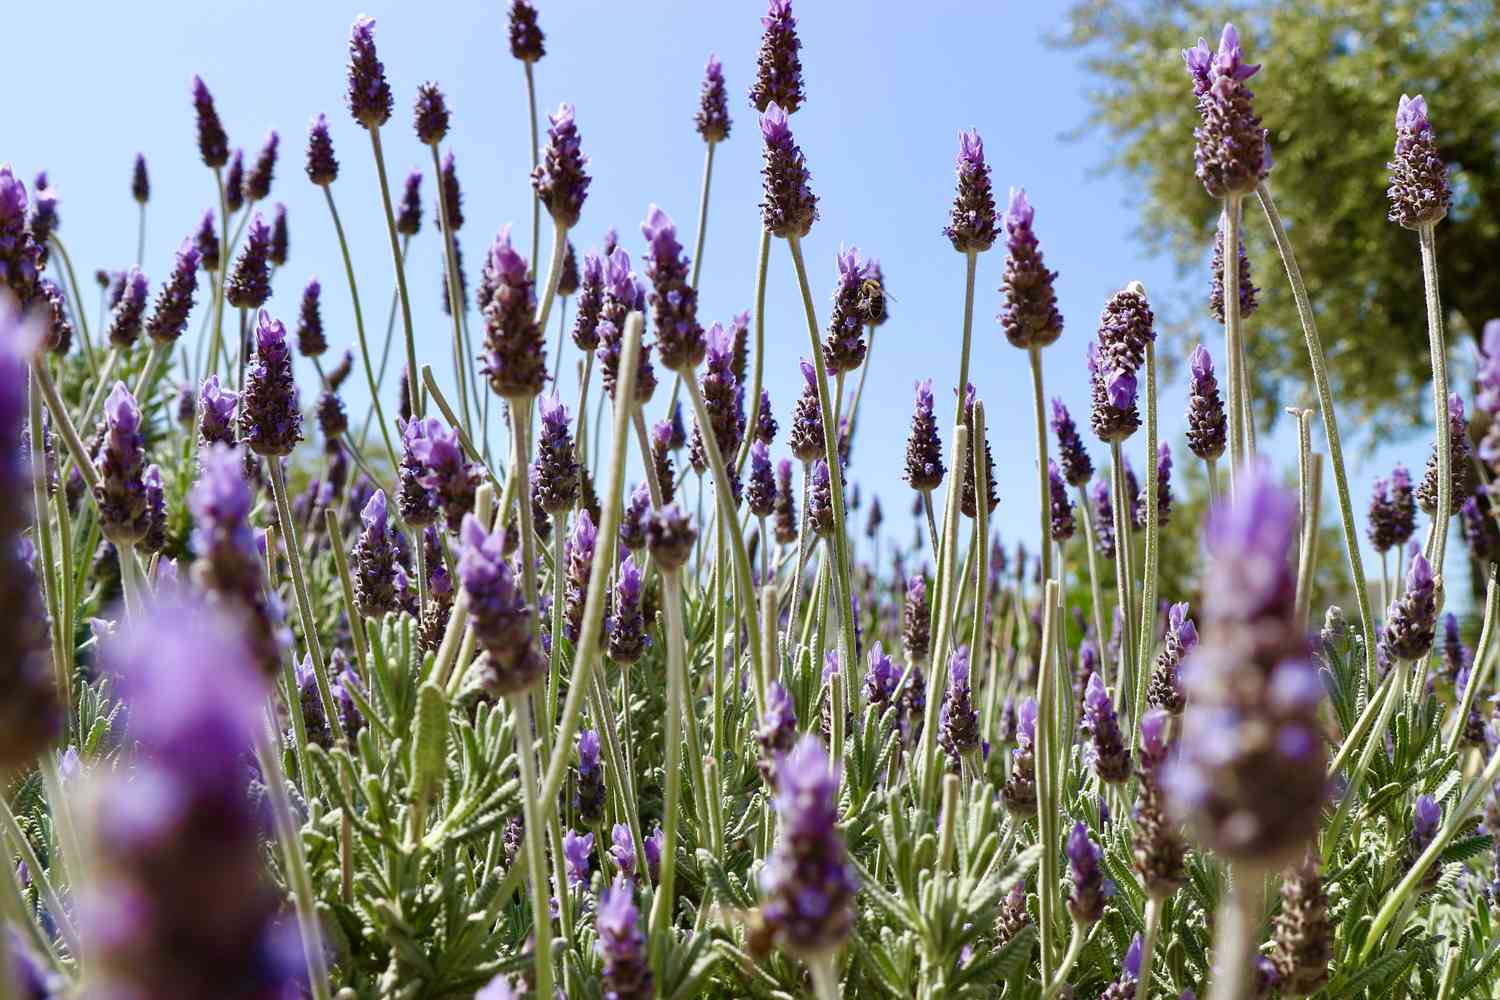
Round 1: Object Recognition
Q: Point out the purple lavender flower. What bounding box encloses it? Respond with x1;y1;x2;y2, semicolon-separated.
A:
145;239;202;344
1135;442;1172;529
1065;821;1110;924
770;458;796;544
141;464;167;555
562;509;599;644
305;114;339;186
608;823;637;880
571;250;605;351
646;503;697;573
573;729;606;825
197;374;238;446
749;0;804;114
396;170;423;236
268;203;288;268
1417;392;1476;516
1390;464;1417;547
95;383;150;545
106;267;150;348
756;681;800;787
1133;710;1187;897
1084;672;1131;783
1210;217;1258;322
1461;488;1500;565
759;103;817;238
563;829;594;889
902;378;945;492
346;16;393;129
641;205;705;372
1186;344;1227;462
902;574;930;664
644;826;664;883
997;188;1062;350
755;387;779;446
807;459;834;536
91;591;301;999
532;393;578;514
945;129;997;253
1185;24;1269;198
0;167;42;304
939;645;980;764
617;483;651;554
129;153;150;204
1051;398;1092;487
410;419;482;529
27;175;58;264
1048;460;1076;542
413;82;450;146
239;311;301;456
789;359;824;462
507;0;545;62
1086;477;1116;559
1407;795;1443;889
1269;855;1332;996
959;386;998;519
225;150;246;214
747;439;776;518
225;212;272;310
438;150;464;232
1148;602;1197;716
461;513;544;696
1097;282;1156;375
696;52;732;143
194;208;220;273
597;878;652;999
533;103;590;230
1002;698;1039;814
1088;341;1140;443
865;641;901;709
1167;469;1326;866
1384;549;1437;661
479;226;546;399
191;75;230;168
1387;95;1450;229
823;245;871;374
607;554;649;664
37;279;73;356
243;130;279;203
759;736;857;956
292;279;326;359
353;490;401;618
397;417;440;527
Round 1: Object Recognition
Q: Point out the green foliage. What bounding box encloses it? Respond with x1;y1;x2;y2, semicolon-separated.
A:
1055;0;1500;439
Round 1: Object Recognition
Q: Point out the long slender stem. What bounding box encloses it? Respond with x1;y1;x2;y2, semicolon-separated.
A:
368;129;423;421
524;62;541;269
690;142;716;291
785;236;857;678
1137;895;1164;1000
1109;443;1136;720
650;570;690;951
322;186;399;470
1076;485;1109;662
1448;564;1499;757
1034;582;1062;981
918;427;968;804
267;460;345;744
29;372;69;709
1418;224;1451;578
208;168;230;379
431;144;474;441
510;694;556;999
1206;867;1264;1000
1254;182;1377;690
953;251;977;430
47;236;98;373
1222;196;1245;490
1132;336;1159;742
1044;919;1088;999
1028;347;1053;589
534;217;569;334
736;228;772;472
809;955;841;1000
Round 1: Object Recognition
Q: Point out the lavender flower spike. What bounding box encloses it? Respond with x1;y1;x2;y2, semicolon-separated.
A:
479;225;546;399
397;170;423;235
191;75;229;168
597;878;653;1000
353;489;401;619
508;0;545;63
413;82;450;146
346;15;393;129
1051;398;1093;486
106;268;149;348
607;554;649;664
532;393;578;514
696;53;732;143
1065;821;1110;924
1186;344;1227;462
532;103;591;229
945;129;997;253
225;212;272;310
461;513;545;696
145;239;202;344
1048;460;1076;542
131;153;150;203
1210;216;1258;322
641;205;704;371
759;103;817;238
758;736;858;956
823;244;871;374
239;310;301;457
938;645;980;764
749;0;804;115
1383;548;1437;661
96;382;150;545
997;188;1062;349
1084;672;1131;783
1186;24;1269;198
306;114;339;186
1387;95;1450;229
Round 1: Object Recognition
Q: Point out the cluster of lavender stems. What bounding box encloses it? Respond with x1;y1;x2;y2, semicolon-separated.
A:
3;5;1496;1000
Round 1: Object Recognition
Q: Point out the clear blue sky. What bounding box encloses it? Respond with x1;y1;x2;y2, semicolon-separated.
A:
7;0;1444;605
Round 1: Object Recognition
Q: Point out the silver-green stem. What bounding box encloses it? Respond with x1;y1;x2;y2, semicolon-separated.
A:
1034;582;1062;980
953;251;977;430
1137;895;1165;1000
918;426;968;805
1222;196;1245;490
1108;442;1137;721
1254;182;1377;690
46;235;98;374
524;62;541;266
367;128;423;421
534;217;569;334
650;569;690;953
690;142;717;290
1323;658;1404;860
1076;485;1109;677
809;954;842;1000
1205;866;1265;1000
1043;918;1088;999
1028;347;1053;590
1132;333;1159;743
321;185;399;470
431;143;475;441
266;460;346;744
1295;457;1323;629
1418;223;1451;578
735;229;772;473
509;693;556;999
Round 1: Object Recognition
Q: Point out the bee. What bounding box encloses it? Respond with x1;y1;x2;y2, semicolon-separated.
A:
857;277;891;326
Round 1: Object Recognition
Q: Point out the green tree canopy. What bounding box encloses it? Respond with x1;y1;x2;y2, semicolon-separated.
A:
1057;1;1500;439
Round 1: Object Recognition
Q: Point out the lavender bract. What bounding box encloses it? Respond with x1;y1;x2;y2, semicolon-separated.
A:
532;103;590;230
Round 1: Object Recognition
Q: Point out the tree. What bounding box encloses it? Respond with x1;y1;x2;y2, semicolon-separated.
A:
1056;1;1500;439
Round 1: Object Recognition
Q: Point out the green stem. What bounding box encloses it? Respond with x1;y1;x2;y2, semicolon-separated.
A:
690;142;716;291
509;693;556;1000
1043;919;1088;999
524;62;542;268
1076;485;1109;674
46;236;98;374
1109;443;1137;722
1418;223;1451;578
534;216;569;334
650;570;690;954
1034;582;1062;981
1254;182;1377;692
1448;563;1498;757
1205;867;1264;1000
1133;333;1159;743
321;185;399;471
809;955;842;1000
1222;196;1245;490
1028;347;1053;588
431;143;474;441
367;128;423;420
735;229;772;472
1137;895;1164;1000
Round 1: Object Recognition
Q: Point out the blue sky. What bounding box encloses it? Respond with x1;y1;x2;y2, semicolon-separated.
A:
7;0;1444;604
